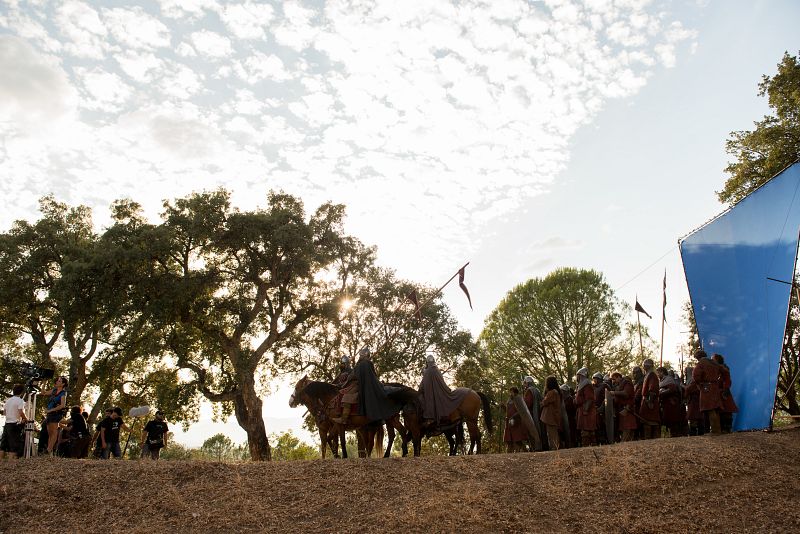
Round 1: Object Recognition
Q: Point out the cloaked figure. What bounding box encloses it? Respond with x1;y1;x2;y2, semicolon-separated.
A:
418;354;469;427
712;353;738;433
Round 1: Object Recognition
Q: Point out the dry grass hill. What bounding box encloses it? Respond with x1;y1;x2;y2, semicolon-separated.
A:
2;428;799;533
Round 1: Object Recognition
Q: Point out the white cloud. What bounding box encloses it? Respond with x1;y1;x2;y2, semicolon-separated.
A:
188;29;233;58
55;1;108;59
217;2;275;40
75;67;134;112
103;7;172;50
0;36;77;128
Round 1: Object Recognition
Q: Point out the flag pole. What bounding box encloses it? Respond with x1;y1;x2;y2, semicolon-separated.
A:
636;294;644;359
659;269;666;367
367;262;470;356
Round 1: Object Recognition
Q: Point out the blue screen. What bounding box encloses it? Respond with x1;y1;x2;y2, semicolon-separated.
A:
680;161;800;430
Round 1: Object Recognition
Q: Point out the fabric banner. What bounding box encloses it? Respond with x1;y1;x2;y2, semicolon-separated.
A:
680;161;800;430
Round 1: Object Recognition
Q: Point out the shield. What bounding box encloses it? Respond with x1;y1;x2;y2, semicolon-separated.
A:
527;387;544;451
512;394;541;451
605;389;615;443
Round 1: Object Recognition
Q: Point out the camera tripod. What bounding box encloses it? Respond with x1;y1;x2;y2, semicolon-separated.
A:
23;385;39;458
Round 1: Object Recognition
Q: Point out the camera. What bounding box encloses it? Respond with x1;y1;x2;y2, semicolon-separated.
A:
20;363;55;391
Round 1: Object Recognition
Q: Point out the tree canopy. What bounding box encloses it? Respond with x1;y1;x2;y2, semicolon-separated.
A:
717;51;800;205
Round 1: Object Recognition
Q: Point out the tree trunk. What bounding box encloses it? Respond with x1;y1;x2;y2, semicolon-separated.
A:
234;375;272;461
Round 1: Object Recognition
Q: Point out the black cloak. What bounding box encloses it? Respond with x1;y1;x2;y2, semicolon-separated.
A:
354;359;400;423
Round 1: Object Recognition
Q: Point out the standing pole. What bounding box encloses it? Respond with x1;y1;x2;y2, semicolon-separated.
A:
659;269;666;367
636;311;644;359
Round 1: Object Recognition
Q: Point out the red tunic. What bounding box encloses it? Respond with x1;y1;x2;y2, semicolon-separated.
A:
692;357;722;411
659;381;685;426
718;365;739;413
639;371;661;423
575;383;597;431
504;400;527;442
612;379;638;430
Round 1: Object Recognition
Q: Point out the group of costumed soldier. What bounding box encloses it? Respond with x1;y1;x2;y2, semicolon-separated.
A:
503;349;738;452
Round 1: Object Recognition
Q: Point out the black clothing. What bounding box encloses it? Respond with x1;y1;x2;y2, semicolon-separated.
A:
100;417;124;443
353;358;400;423
69;415;88;438
144;420;169;447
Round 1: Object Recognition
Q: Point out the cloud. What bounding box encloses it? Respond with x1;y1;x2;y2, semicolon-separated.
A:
0;0;697;283
103;7;172;50
0;36;77;128
188;29;233;58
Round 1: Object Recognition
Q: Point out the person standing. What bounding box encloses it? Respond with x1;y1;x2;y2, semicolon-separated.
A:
592;372;609;444
657;367;685;437
686;350;723;435
44;376;68;455
684;366;704;436
100;407;129;459
609;372;637;442
712;354;738;433
92;409;113;457
1;384;28;460
574;368;596;447
639;359;661;439
539;376;563;450
503;387;527;453
523;376;543;447
141;411;169;460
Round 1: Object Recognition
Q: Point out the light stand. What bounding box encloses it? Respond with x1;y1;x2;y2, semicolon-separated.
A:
23;381;39;458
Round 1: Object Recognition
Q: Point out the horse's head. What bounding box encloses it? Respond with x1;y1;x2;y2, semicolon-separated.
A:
289;375;311;408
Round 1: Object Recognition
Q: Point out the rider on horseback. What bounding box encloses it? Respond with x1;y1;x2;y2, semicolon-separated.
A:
332;353;360;424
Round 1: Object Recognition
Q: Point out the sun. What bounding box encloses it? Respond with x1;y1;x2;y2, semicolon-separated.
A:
340;298;355;312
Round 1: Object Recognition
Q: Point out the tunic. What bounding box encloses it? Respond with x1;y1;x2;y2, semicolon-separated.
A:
690;357;722;412
718;364;739;414
540;389;562;430
612;379;638;431
575;381;597;431
639;371;661;424
658;377;685;426
504;399;527;442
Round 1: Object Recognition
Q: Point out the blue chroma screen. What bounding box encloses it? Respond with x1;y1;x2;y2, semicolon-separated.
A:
680;162;800;430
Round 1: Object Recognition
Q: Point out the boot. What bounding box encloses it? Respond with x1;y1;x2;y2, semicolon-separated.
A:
332;403;351;424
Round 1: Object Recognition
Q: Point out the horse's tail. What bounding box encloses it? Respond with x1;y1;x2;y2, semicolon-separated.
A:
477;391;493;433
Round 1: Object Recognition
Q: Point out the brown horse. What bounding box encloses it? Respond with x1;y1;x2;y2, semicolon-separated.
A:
408;389;493;455
289;376;414;458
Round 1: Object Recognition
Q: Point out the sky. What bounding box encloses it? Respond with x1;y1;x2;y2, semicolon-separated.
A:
1;0;798;447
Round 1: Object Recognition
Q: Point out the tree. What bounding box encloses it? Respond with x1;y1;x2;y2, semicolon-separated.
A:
154;190;358;461
715;52;800;415
479;267;640;386
717;52;800;205
201;433;235;462
270;431;320;461
276;264;475;387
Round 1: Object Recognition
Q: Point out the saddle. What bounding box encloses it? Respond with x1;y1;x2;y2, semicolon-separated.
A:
332;391;362;416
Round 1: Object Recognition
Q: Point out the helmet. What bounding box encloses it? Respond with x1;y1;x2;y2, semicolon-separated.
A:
341;355;350;364
642;358;654;369
576;367;589;378
426;354;436;365
359;347;371;358
592;372;603;380
523;376;534;384
560;384;571;393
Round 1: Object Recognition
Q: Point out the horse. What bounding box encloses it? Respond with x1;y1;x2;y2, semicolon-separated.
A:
289;376;415;458
407;389;493;455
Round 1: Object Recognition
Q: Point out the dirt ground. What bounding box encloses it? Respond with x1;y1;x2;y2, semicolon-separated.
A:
2;428;799;533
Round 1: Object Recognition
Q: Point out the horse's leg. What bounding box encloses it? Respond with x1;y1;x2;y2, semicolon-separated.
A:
319;427;327;459
384;422;395;458
444;430;455;456
465;417;480;454
340;426;348;459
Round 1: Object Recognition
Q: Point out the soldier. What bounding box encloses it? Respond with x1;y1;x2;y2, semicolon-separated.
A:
685;350;722;435
639;359;661;439
333;355;352;386
539;377;563;450
592;372;609;444
504;387;527;453
332;355;359;424
712;354;738;433
574;368;596;447
609;372;637;442
631;366;644;439
522;376;543;449
685;366;704;436
657;366;685;437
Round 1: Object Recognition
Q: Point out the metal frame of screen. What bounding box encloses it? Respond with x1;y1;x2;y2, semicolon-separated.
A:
679;160;800;431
